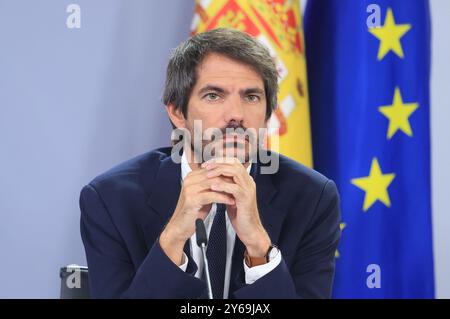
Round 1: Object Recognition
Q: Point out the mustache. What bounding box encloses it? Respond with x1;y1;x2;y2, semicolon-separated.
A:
221;123;247;132
215;124;250;141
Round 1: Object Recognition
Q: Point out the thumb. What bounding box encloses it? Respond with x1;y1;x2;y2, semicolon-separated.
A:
198;203;212;220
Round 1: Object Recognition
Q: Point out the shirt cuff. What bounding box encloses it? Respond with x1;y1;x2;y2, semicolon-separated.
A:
243;248;282;284
178;252;188;272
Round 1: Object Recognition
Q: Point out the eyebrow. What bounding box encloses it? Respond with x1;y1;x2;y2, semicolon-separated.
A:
241;87;264;95
197;85;265;96
198;85;227;96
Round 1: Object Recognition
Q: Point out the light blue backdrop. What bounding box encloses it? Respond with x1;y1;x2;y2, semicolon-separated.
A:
0;0;194;298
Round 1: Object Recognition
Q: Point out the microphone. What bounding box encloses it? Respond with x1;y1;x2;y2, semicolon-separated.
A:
195;218;213;299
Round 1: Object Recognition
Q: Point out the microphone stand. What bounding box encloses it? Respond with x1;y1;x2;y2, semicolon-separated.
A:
195;218;213;299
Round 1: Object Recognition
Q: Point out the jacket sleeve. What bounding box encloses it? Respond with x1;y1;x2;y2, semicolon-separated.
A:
79;184;206;298
231;179;342;299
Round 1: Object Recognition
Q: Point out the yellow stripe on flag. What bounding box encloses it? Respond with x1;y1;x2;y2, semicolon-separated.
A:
191;0;312;167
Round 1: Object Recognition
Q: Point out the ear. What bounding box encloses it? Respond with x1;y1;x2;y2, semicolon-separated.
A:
166;103;186;128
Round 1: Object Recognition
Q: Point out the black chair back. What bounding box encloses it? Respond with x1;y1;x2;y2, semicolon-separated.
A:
59;265;90;299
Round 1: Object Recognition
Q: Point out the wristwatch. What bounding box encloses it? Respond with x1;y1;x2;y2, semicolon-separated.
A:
244;244;278;267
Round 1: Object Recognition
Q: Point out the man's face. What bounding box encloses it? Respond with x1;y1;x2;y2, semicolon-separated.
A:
179;53;268;163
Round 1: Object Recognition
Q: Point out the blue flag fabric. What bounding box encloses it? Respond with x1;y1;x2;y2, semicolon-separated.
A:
304;0;434;298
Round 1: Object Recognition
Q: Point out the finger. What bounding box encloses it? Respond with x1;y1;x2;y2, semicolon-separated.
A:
203;159;248;176
188;176;234;193
196;191;236;206
197;204;212;220
183;169;209;186
202;157;242;166
205;165;249;186
226;204;237;221
210;180;242;199
184;166;235;185
186;167;208;176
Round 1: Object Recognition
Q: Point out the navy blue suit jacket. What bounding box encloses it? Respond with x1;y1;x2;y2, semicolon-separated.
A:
80;147;341;299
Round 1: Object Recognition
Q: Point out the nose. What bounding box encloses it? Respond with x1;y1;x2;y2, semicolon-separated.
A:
224;95;245;124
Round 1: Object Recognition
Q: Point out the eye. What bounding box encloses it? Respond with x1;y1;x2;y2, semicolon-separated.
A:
246;94;261;103
204;93;220;101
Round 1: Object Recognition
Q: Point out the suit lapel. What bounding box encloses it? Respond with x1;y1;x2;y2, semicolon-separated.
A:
145;152;182;235
145;151;193;257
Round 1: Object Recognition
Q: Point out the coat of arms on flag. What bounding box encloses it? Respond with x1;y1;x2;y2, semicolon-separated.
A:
191;0;312;167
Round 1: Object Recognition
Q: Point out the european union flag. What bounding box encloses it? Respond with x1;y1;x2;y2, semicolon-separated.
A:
304;0;434;298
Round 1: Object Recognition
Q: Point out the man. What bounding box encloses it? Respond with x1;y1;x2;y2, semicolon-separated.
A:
80;28;341;299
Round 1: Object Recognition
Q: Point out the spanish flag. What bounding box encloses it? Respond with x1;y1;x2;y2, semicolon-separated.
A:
191;0;312;167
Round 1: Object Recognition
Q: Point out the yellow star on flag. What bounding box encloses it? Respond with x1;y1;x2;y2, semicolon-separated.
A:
368;7;411;60
335;222;346;258
379;87;419;139
351;158;396;212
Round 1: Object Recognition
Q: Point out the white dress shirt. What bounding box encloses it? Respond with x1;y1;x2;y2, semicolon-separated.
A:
178;151;281;298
